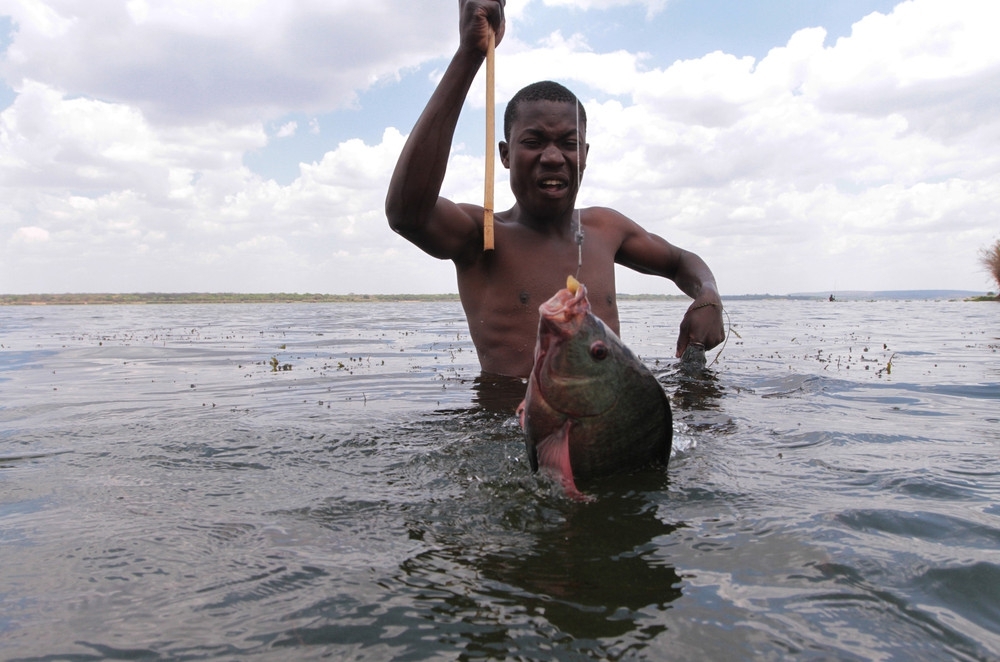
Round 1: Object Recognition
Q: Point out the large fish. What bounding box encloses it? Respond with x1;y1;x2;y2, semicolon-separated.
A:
518;276;673;499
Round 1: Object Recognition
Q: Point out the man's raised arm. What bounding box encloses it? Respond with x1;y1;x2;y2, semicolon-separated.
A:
385;0;505;261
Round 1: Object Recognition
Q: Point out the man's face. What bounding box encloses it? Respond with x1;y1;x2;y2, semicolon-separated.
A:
499;100;588;220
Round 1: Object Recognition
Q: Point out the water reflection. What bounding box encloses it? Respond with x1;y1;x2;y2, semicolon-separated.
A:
469;373;528;415
488;487;681;641
394;476;682;655
660;353;725;416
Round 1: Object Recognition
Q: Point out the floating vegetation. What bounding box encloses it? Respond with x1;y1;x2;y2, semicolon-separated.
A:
870;350;897;378
269;356;292;372
743;328;902;379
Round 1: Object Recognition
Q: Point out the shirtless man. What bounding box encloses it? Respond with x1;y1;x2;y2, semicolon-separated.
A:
385;0;725;379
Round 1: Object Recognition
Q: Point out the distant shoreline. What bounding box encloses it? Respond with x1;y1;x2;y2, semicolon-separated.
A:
0;291;992;306
0;293;463;306
0;292;686;306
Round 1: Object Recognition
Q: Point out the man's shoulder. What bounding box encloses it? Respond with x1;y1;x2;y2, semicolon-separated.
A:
582;206;641;233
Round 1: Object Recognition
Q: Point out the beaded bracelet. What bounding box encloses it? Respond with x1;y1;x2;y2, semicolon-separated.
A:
689;301;722;312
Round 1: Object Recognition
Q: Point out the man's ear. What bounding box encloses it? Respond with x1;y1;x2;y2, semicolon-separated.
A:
499;141;510;169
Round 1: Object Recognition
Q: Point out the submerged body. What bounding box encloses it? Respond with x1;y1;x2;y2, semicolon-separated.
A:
518;277;673;498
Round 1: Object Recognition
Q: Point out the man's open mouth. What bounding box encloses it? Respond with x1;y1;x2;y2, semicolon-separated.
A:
539;178;568;191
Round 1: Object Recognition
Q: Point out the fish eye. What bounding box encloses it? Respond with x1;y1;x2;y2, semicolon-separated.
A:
590;341;608;361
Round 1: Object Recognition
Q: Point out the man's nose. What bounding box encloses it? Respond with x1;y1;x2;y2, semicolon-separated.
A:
540;144;563;163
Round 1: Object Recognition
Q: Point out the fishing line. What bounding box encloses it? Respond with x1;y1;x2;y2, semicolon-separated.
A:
574;98;584;279
708;308;738;367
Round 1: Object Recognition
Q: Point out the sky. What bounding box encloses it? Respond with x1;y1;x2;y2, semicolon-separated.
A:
1;0;998;296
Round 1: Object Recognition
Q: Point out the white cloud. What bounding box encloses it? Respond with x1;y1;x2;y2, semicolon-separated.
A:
0;122;424;293
483;30;649;105
535;0;668;18
11;225;49;242
275;121;297;138
0;79;265;198
1;0;998;295
0;0;456;123
500;0;1000;293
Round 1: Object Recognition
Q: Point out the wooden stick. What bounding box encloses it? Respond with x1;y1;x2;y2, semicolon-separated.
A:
483;28;496;252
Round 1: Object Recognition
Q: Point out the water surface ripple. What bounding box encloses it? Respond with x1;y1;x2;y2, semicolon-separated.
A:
1;300;998;660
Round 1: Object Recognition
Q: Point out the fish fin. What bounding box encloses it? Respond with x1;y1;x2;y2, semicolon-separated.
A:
516;400;526;430
535;422;590;501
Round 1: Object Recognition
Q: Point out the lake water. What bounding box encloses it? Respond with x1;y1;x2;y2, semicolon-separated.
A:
1;299;998;660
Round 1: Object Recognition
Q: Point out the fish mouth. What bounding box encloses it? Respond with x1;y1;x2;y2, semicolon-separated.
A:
539;281;588;330
531;281;590;393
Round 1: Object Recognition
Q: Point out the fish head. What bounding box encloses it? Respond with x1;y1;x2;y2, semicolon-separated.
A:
531;280;626;418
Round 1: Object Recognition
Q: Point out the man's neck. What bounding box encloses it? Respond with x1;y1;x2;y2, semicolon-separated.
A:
509;203;580;237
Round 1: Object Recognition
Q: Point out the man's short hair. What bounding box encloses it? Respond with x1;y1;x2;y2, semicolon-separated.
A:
503;81;587;142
